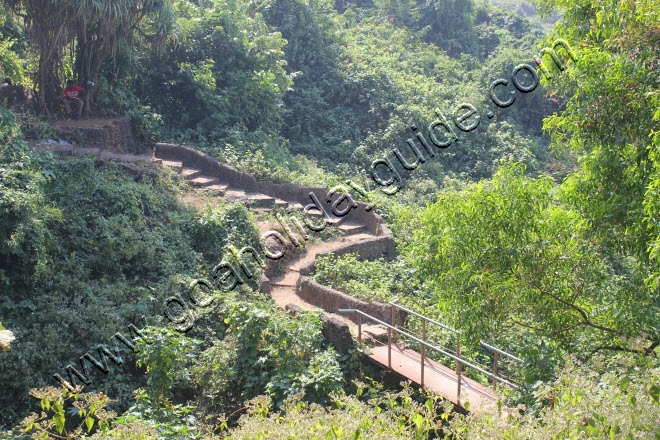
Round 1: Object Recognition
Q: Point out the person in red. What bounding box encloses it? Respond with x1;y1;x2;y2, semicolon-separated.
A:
63;79;84;119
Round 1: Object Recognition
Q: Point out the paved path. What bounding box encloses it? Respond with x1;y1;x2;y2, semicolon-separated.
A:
34;137;497;412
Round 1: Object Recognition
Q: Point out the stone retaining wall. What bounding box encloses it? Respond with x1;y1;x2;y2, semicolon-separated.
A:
298;236;396;277
155;143;403;338
297;277;406;327
54;118;135;154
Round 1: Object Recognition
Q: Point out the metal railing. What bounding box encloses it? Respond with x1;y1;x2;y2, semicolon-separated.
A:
339;302;524;401
388;299;523;391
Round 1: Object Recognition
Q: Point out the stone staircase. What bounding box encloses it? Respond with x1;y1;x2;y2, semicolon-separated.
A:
156;151;367;234
33;137;395;349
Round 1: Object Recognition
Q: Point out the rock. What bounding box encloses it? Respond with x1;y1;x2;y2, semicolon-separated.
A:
0;85;38;114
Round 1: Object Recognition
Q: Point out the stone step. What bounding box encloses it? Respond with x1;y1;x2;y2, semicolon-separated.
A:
344;232;375;242
363;325;389;343
304;210;344;225
338;222;366;235
271;271;300;288
161;160;183;172
181;168;203;180
224;189;248;202
274;198;288;208
189;175;220;188
246;193;276;208
204;184;229;196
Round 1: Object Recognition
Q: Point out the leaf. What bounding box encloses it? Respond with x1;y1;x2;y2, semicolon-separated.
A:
85;416;94;432
649;384;660;404
55;415;65;434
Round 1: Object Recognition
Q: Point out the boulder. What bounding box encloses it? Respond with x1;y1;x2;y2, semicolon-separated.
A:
0;85;38;114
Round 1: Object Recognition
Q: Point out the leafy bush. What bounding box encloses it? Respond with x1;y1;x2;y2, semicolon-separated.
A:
448;357;660;439
401;162;659;380
311;253;423;304
194;297;345;409
0;114;260;423
223;385;451;440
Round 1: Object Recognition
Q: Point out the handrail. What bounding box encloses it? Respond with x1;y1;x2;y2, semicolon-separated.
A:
388;299;460;334
338;308;520;389
479;341;523;364
388;299;522;365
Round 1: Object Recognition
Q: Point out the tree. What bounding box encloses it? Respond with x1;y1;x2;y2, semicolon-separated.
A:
72;0;174;117
1;0;173;114
532;0;660;286
403;163;660;358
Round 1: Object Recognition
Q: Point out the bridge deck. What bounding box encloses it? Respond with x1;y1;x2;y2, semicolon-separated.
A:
368;344;496;412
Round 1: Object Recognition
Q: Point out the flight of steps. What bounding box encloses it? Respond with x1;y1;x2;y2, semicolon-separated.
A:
32;138;388;346
158;158;368;237
160;158;298;210
155;153;383;338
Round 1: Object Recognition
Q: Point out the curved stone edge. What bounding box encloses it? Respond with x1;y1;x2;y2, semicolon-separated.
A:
295;234;405;328
297;276;407;330
154;142;402;349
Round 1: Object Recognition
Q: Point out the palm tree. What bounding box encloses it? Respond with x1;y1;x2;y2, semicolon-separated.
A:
73;0;174;116
1;0;173;114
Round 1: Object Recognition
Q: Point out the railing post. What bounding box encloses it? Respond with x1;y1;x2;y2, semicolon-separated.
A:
358;313;362;343
391;304;396;343
421;320;426;387
493;351;498;390
388;326;392;368
456;335;462;403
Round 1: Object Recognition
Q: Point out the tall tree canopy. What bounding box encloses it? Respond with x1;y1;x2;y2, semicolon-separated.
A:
1;0;173;113
533;0;660;282
403;0;660;360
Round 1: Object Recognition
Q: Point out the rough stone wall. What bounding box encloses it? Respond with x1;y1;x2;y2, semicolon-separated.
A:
54;118;135;153
286;304;354;353
115;119;137;153
298;237;396;277
0;85;37;113
296;277;407;328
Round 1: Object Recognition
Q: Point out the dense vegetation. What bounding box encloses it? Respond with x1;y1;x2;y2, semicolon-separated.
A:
1;0;660;437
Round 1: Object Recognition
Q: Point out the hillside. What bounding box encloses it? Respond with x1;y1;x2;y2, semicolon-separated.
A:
1;0;660;438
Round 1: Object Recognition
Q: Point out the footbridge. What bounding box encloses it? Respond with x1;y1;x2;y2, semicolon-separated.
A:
339;300;524;413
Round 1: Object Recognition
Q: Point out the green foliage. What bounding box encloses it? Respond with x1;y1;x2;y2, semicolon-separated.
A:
0;108;260;423
135;0;291;142
224;385;450;440
218;298;345;407
402;163;659;374
0;38;26;84
533;0;660;286
416;0;478;56
448;357;660;439
135;328;201;405
110;388;204;439
19;386;114;439
311;253;424;304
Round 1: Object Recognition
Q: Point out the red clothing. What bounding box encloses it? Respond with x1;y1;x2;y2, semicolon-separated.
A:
64;85;83;98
